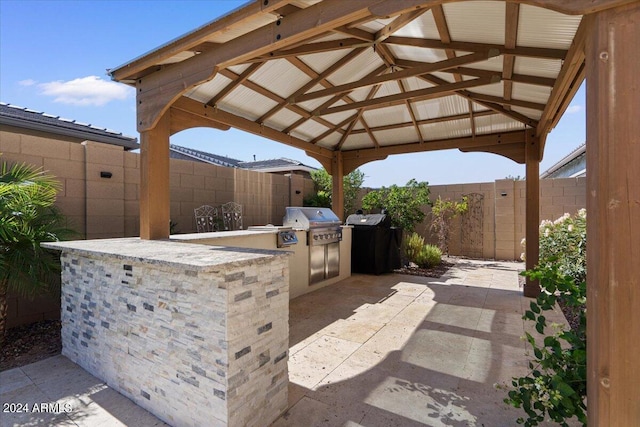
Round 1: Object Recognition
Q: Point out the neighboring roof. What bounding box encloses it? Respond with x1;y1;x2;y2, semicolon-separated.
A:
0;102;139;150
109;0;589;169
239;158;317;173
169;144;242;167
540;143;586;178
169;143;316;173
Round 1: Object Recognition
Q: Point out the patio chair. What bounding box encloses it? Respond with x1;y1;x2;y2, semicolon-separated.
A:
194;205;220;232
222;202;243;231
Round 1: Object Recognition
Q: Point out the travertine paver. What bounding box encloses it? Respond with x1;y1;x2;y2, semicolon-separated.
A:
1;259;577;427
277;259;576;427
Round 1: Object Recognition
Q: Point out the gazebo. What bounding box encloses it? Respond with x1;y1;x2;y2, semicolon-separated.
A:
108;1;639;424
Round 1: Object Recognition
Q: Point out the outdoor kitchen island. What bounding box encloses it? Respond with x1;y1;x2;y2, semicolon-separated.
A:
43;238;291;427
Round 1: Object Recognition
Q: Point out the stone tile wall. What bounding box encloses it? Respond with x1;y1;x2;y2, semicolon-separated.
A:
59;249;289;427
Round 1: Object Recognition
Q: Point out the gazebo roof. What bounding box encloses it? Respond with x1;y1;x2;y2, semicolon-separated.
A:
107;0;602;172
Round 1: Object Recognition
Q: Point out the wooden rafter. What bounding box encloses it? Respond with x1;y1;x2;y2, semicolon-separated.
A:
469;93;546;111
394;60;556;87
284;64;388;134
258;48;367;123
399;79;425;143
207;62;264;106
316;77;498;116
375;8;429;43
349;110;497;134
290;52;494;104
468;100;477;138
216;68;339;132
172;96;333;159
250;38;366;62
386;36;567;60
431;5;463;83
537;18;587;137
503;3;520;110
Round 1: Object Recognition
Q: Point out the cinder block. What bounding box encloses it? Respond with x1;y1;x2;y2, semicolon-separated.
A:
194;189;216;204
215;166;235;180
170;187;194;202
69;144;84;161
43;158;84;180
124;167;140;184
4;153;44;168
193;162;218;177
552;195;577;206
170;158;194;174
553;178;577;187
541;186;564;197
84;142;124;166
56;197;85;217
124;200;139;217
181;173;205;189
87;198;124;217
124;152;139;169
562;185;586;196
124;183;138;201
22;136;70;160
86;215;124;237
86;181;124;200
65;179;85;198
0;130;21;153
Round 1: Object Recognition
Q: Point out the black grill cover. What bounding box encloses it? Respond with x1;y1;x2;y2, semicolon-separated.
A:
346;213;401;274
345;213;391;228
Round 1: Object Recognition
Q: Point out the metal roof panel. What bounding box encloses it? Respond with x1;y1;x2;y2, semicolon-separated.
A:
248;59;312;98
444;1;506;45
518;5;582;49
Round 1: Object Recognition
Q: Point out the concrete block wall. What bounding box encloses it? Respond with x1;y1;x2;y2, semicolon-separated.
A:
0;130;313;327
58;246;289;427
421;177;586;260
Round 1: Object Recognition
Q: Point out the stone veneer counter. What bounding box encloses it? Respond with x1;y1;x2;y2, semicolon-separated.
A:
43;238;290;427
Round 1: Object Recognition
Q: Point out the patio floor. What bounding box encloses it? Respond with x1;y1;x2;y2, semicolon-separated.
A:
0;259;572;427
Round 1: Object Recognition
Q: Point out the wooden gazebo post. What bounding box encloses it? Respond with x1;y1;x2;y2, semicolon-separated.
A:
139;111;171;240
524;134;541;297
331;151;345;221
585;3;640;425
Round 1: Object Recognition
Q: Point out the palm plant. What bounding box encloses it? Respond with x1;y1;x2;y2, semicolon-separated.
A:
0;159;73;344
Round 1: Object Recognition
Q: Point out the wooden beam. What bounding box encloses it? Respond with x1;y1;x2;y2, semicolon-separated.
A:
333;26;375;42
394;60;556;86
139;110;170;240
331;152;345;220
585;4;640;426
291;52;493;103
135;0;388;131
375;8;429;43
207;62;264;106
349;110;496;134
399;80;425;143
172;96;333;160
109;0;292;81
385;36;567;60
465;93;547;111
524;135;541;296
460;141;526;163
342;130;530;160
431;5;463;83
169;108;230;135
250;38;366;62
258;49;367;123
537;19;587;137
503;3;520;109
317;76;498;115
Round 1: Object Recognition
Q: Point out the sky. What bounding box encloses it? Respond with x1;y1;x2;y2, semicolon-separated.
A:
0;0;586;188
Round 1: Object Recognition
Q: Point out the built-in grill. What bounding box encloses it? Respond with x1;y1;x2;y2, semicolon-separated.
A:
283;207;342;284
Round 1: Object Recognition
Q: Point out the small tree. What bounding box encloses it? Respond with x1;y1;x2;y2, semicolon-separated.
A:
303;168;365;218
0;160;73;343
430;196;468;254
361;179;431;232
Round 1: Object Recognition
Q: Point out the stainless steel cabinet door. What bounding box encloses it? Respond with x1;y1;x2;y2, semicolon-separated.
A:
309;245;325;285
326;242;340;279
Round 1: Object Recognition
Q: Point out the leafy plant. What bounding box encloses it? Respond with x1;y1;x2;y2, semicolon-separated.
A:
303;168;365;218
0;159;74;343
430;196;468;254
415;244;442;268
361;179;431;232
405;232;425;263
504;210;587;426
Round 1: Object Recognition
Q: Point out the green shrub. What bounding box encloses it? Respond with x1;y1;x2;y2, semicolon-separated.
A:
405;232;425;264
361;179;431;232
504;210;587;427
415;244;442;268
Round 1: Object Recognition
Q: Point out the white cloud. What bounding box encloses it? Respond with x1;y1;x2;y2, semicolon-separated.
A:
565;105;583;114
38;76;132;106
18;79;37;86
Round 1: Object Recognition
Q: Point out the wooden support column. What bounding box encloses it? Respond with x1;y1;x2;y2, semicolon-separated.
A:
586;4;640;425
524;135;541;297
331;151;345;221
139;110;171;240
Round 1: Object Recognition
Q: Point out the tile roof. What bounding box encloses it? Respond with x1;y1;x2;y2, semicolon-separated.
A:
0;102;139;150
239;158;317;172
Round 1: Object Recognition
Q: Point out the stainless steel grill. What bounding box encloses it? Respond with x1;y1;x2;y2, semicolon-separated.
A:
283;207;342;284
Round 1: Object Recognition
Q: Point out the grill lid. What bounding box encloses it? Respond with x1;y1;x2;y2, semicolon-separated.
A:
345;213;391;227
283;207;341;230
